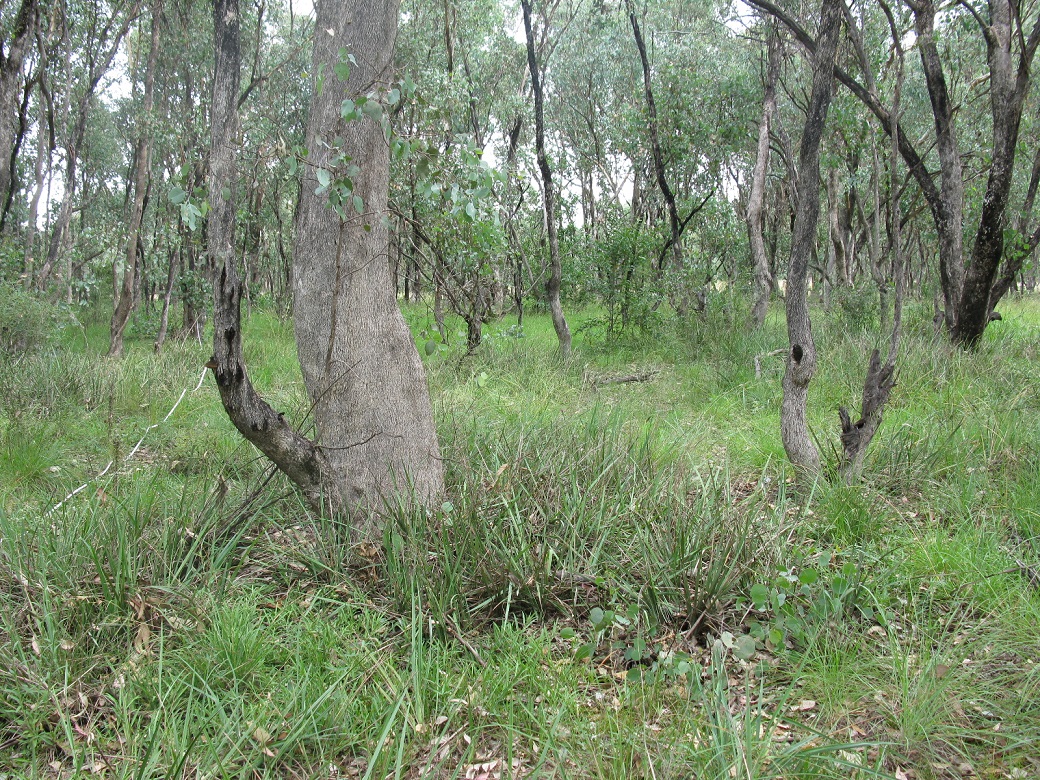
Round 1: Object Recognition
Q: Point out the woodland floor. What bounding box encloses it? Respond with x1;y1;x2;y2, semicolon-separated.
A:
2;292;1039;779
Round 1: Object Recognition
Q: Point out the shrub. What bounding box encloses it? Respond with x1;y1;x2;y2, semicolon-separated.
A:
0;283;64;356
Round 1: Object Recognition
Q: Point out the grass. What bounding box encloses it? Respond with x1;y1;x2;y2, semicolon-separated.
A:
1;292;1039;778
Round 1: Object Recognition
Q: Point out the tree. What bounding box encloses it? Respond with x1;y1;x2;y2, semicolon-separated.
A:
0;0;38;215
779;0;842;476
208;0;444;537
109;0;161;357
748;19;780;328
521;0;571;360
748;0;1040;346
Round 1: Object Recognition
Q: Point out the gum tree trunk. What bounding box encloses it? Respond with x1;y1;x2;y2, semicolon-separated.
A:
749;20;779;328
291;0;444;529
109;2;160;357
0;0;37;210
521;0;571;360
779;0;842;477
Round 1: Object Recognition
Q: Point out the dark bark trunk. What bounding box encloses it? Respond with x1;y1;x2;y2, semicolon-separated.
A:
521;0;571;359
952;0;1040;346
0;0;37;212
839;3;904;482
208;0;338;513
627;0;681;275
779;0;842;478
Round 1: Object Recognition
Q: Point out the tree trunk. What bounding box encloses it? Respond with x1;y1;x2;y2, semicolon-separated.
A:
521;0;571;359
290;0;444;530
0;0;37;211
907;0;964;330
749;20;779;328
208;0;339;514
110;3;160;357
952;0;1040;346
779;0;842;478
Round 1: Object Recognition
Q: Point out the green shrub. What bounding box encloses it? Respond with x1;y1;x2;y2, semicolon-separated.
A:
0;283;64;356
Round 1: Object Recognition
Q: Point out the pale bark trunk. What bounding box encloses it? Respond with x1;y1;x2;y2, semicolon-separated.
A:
521;0;571;359
36;1;141;290
749;20;778;328
780;0;842;478
292;0;444;530
110;4;160;357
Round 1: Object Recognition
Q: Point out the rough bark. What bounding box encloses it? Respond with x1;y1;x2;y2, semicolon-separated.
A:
839;2;904;483
952;0;1040;346
626;0;681;275
0;0;37;211
749;20;779;328
291;0;444;530
521;0;571;359
208;0;337;514
907;0;964;330
109;4;160;357
779;0;842;478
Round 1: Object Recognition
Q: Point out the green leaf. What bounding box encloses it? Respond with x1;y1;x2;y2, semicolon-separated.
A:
465;202;477;221
424;339;438;356
441;501;454;514
387;87;401;105
750;583;770;610
574;643;595;662
560;627;576;640
334;60;350;82
799;568;820;585
352;194;364;214
316;169;331;188
168;185;186;204
733;634;757;661
589;607;604;628
220;186;231;200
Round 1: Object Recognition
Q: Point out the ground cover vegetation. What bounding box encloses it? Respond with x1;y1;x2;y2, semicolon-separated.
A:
2;0;1040;776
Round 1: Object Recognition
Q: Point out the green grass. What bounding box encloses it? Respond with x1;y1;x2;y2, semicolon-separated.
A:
1;293;1039;778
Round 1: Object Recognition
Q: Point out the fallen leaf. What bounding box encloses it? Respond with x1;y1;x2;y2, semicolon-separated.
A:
790;699;816;712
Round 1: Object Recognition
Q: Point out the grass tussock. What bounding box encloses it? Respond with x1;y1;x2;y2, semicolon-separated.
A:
1;295;1039;778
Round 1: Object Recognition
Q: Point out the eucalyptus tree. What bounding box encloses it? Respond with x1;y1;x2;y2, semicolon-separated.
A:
209;0;444;534
521;0;571;358
0;0;38;219
749;0;1040;346
34;0;142;292
779;0;842;476
109;0;161;357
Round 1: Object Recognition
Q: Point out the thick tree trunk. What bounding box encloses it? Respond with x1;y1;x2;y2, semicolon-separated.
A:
521;0;571;359
110;4;160;357
780;0;842;478
291;0;444;530
749;20;779;328
0;0;37;211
